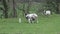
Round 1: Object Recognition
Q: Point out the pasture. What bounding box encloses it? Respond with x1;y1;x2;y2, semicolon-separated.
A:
0;14;60;34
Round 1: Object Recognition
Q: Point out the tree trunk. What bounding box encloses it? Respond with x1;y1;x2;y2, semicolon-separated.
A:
56;3;60;14
2;0;8;18
12;0;17;18
22;0;32;16
27;0;32;13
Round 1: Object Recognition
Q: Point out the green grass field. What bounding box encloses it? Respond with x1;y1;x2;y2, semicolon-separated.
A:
0;14;60;34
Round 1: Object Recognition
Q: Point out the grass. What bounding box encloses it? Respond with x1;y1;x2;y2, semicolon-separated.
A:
0;14;60;34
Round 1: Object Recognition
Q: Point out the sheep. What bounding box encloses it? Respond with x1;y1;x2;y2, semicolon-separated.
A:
44;10;51;16
25;13;38;23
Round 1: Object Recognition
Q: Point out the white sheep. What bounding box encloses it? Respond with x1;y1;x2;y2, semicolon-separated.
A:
25;13;38;23
44;10;51;15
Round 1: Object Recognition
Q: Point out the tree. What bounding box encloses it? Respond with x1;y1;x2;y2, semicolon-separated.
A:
26;0;32;13
55;0;60;14
12;0;17;17
46;0;60;14
2;0;8;18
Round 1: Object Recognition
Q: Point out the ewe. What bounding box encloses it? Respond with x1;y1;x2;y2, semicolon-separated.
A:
44;10;51;15
25;13;38;23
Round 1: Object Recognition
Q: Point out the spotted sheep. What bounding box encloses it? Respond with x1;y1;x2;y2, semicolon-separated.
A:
25;13;38;23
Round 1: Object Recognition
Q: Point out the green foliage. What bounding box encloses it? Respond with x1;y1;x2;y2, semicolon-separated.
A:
45;1;57;12
0;1;59;18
